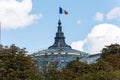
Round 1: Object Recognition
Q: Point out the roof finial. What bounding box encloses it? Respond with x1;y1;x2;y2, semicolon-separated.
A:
58;19;61;26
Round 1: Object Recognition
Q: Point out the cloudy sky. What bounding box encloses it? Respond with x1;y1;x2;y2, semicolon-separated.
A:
0;0;120;54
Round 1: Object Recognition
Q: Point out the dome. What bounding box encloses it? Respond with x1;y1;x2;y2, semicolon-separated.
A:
31;19;88;70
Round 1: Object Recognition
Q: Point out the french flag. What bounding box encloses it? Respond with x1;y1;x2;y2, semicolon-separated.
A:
59;7;68;15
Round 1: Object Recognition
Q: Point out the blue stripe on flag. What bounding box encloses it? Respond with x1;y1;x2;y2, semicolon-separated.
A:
59;7;63;14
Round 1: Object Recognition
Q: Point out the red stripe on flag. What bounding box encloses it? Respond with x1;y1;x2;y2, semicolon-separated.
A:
64;10;68;14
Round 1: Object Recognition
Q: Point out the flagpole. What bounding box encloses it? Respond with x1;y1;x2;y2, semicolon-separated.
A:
59;1;61;20
59;13;61;20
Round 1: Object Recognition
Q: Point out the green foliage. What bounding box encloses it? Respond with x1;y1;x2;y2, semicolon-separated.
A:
100;43;120;70
43;60;90;80
101;43;120;59
102;54;120;70
65;60;90;75
90;60;113;72
39;62;59;80
75;70;120;80
0;44;40;80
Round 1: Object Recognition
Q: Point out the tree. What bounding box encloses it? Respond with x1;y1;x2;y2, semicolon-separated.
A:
101;43;120;59
102;54;120;70
90;60;113;72
75;70;120;80
39;62;59;80
54;60;90;80
100;43;120;70
0;44;40;80
65;60;90;75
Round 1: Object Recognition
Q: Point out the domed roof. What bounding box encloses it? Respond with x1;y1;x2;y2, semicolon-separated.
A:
32;19;87;57
31;19;88;69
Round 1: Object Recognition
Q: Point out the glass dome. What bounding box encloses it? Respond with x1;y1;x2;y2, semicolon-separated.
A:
31;19;88;70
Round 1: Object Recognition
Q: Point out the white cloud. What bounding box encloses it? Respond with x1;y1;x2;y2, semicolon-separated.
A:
71;23;120;54
71;41;84;51
0;0;42;29
85;24;120;54
76;20;81;24
107;7;120;20
94;12;104;21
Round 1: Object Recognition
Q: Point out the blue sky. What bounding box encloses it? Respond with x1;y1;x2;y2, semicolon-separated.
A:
0;0;120;54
